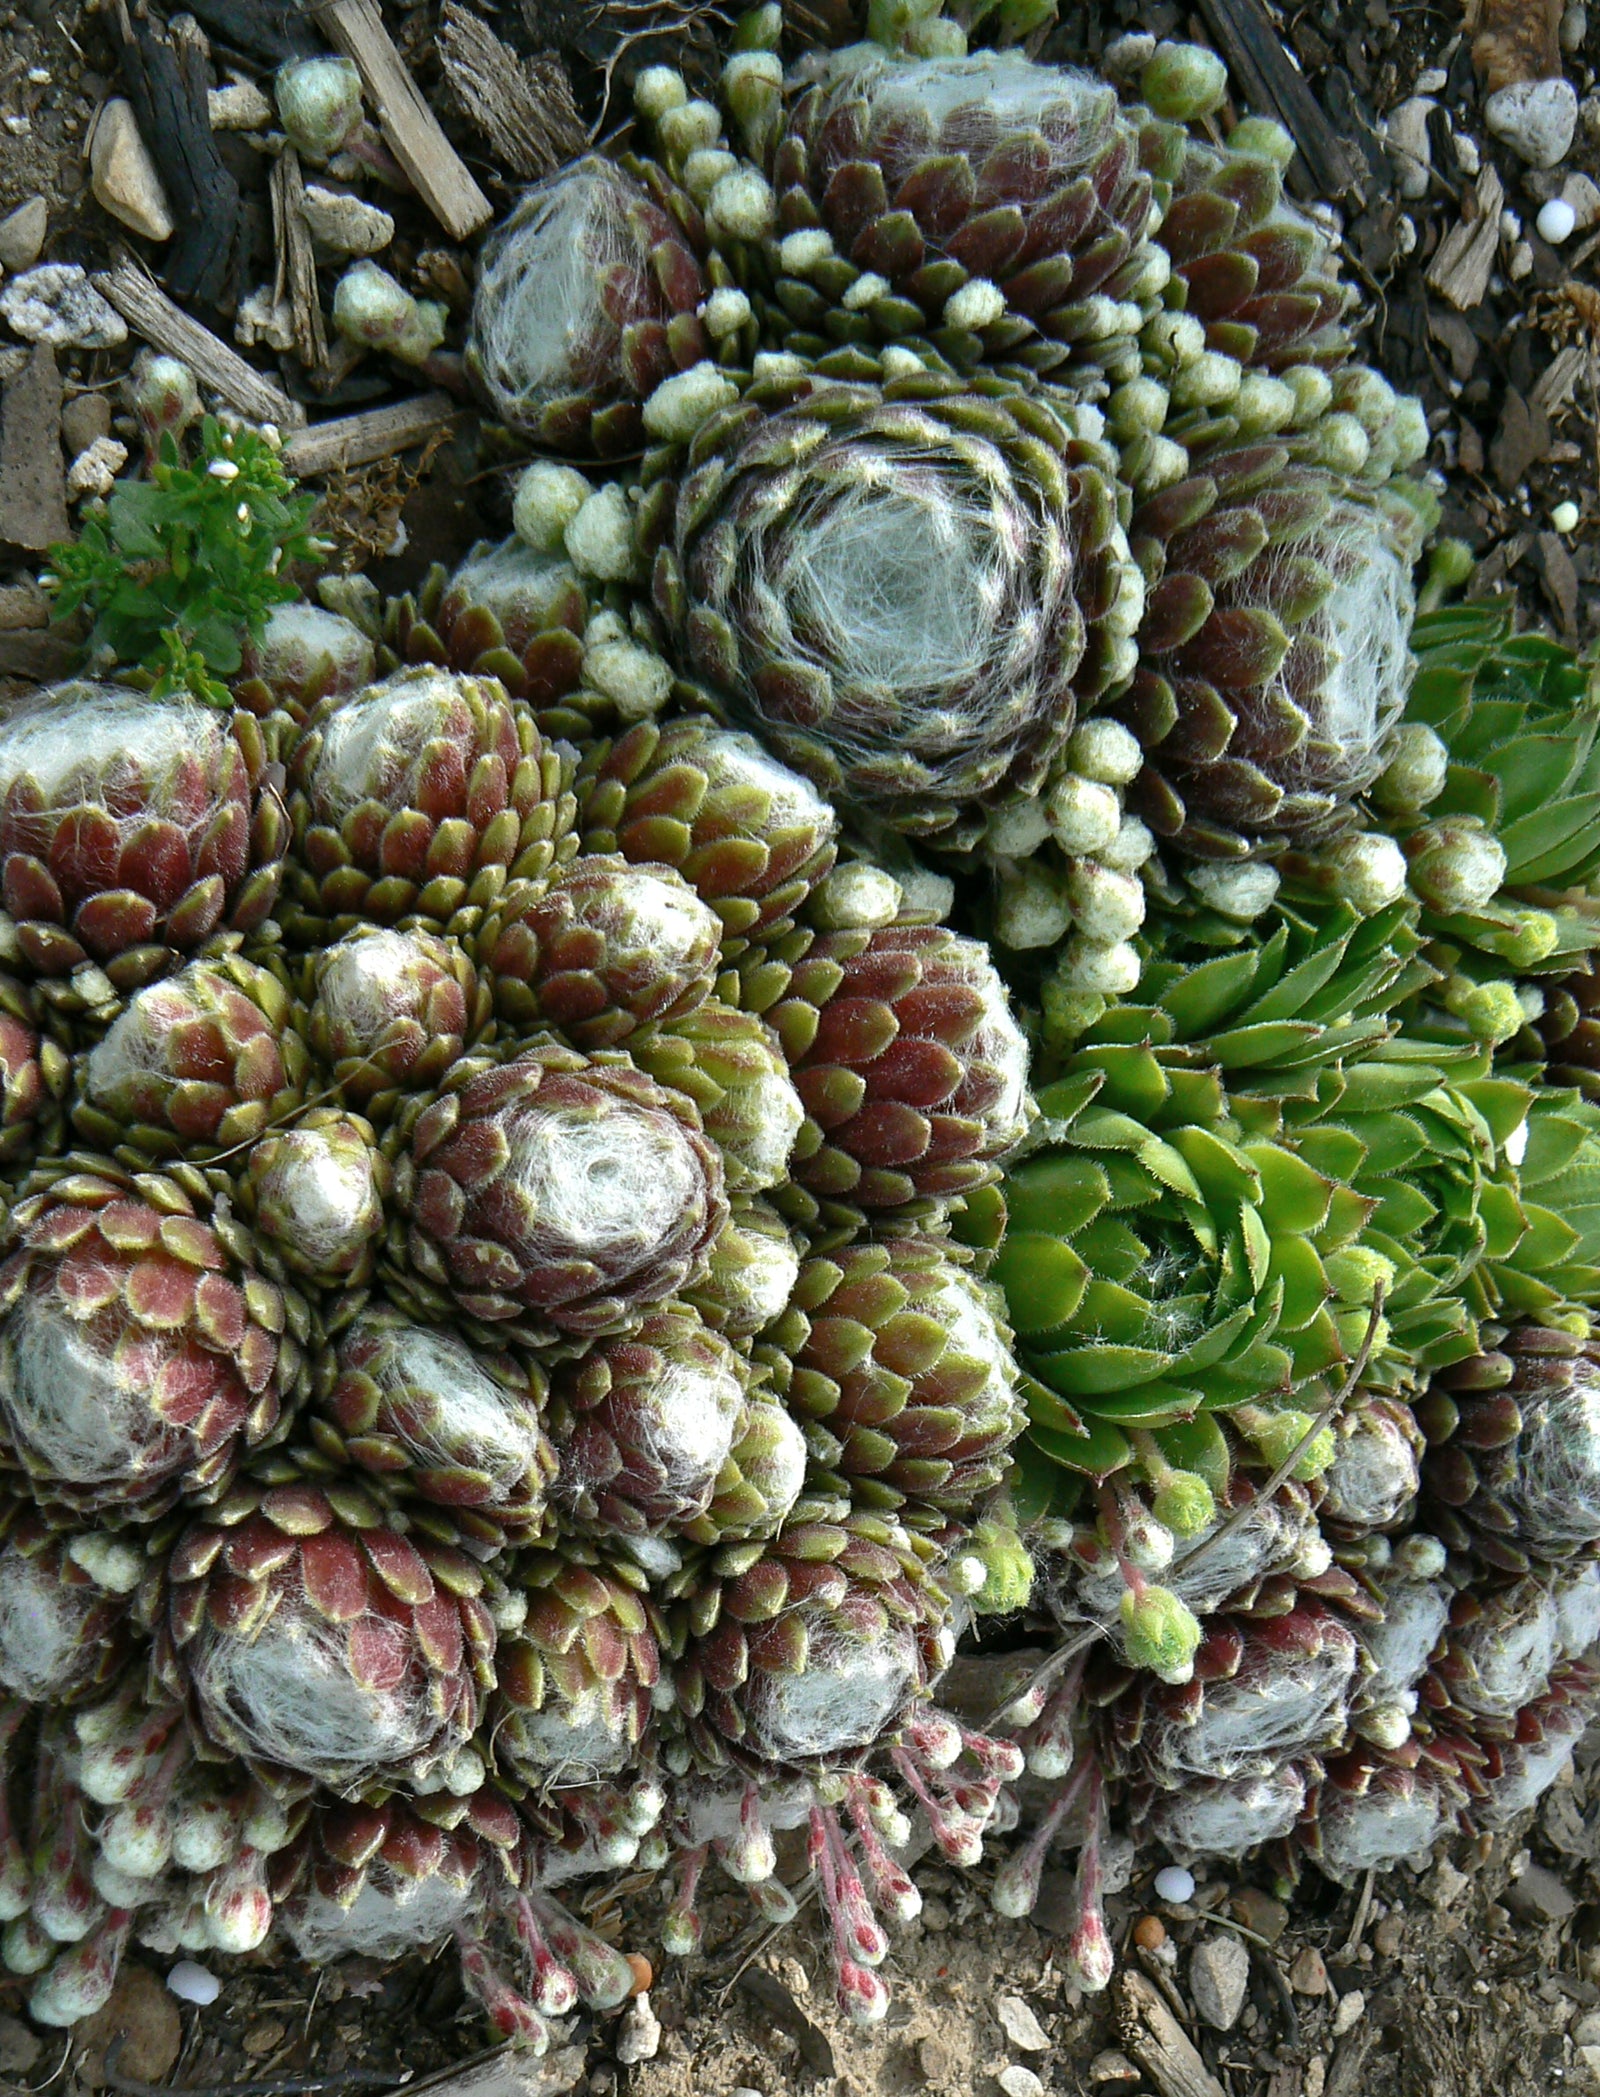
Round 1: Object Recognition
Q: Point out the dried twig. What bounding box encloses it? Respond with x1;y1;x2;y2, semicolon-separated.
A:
438;3;587;181
94;261;305;429
311;0;494;239
1191;0;1367;202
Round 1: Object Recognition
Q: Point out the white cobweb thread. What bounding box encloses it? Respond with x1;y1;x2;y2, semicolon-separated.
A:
813;48;1121;204
1450;1583;1561;1720
0;684;235;863
1147;1619;1359;1783
1363;1576;1451;1704
0;1548;100;1699
500;1695;634;1785
471;160;650;423
356;1321;545;1505
452;538;580;629
505;1096;702;1266
1229;510;1413;809
307;670;478;822
742;1613;919;1763
1502;1367;1600;1546
252;1129;379;1271
0;1293;188;1489
1317;1777;1448;1881
1147;1764;1307;1860
1556;1563;1600;1657
315;929;438;1044
723;410;1080;802
187;1601;439;1788
1321;1413;1421;1531
286;1873;478;1963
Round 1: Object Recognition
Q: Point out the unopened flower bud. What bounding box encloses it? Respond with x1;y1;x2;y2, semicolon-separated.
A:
1118;1584;1202;1683
1188;858;1280;919
512;460;590;552
1371;723;1449;813
657;98;722;162
1234;373;1296;435
565;483;639;582
1150;1471;1215;1539
1142;40;1229;121
1392;1533;1448;1579
944;277;1005;330
1069;719;1144;786
1283;365;1334;425
132;352;200;445
1047;775;1122;855
779;228;835;273
1237;1406;1335;1480
332;259;417;351
1442;974;1525;1045
1107;376;1169;437
1406;818;1507;914
275;55;362;161
634;66;688;120
1312;411;1371;474
1059;934;1141;997
1171;350;1242;409
1229;115;1297;166
1120;1510;1175;1575
682;147;739;201
1101;813;1156;874
962;1516;1034;1615
807;862;904;931
996;860;1072;949
1324;1246;1396;1304
701;287;752;341
642;361;739;442
1322;831;1408;912
707;167;775;241
583;638;674;721
1067;862;1146;945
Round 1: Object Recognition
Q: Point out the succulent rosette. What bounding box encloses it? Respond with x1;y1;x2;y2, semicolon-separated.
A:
467;157;708;457
10;1;1600;2051
649;370;1141;845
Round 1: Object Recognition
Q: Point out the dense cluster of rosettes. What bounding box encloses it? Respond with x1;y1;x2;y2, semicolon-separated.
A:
11;0;1600;2050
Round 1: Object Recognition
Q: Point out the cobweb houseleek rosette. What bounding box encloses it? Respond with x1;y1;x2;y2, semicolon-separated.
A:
747;46;1170;383
467;155;710;458
0;683;286;997
646;368;1143;847
1111;447;1418;861
0;1164;299;1522
281;666;579;945
385;1040;728;1347
1418;1323;1600;1580
383;541;594;728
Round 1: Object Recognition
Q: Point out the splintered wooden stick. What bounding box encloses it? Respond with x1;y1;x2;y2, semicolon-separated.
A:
281;393;458;477
313;0;493;239
1116;1972;1228;2097
93;263;306;429
437;1;587;181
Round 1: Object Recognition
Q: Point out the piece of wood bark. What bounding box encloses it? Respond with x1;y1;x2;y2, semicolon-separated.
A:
270;148;328;373
1425;165;1505;311
312;0;493;239
1192;0;1368;202
0;346;69;554
282;392;458;476
94;263;306;429
183;0;316;65
1116;1971;1227;2097
1466;0;1563;90
111;3;244;308
438;3;587;181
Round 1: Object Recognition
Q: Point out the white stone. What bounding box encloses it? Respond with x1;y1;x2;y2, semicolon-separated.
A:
614;1993;661;2066
235;286;296;353
167;1961;220;2006
1538;197;1578;243
998;2071;1045;2097
0;197;46;273
1553;500;1581;533
1453;132;1481;176
1386;98;1433;200
66;437;129;502
996;1997;1050;2052
1562;171;1600;230
208;82;273;129
1154;1864;1196;1903
1561;3;1588;53
1415;67;1448;93
0;265;126;349
1509;241;1535;280
1332;1989;1366;2037
300;185;395;257
1485;78;1578;168
90;99;175;243
1189;1933;1251;2031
